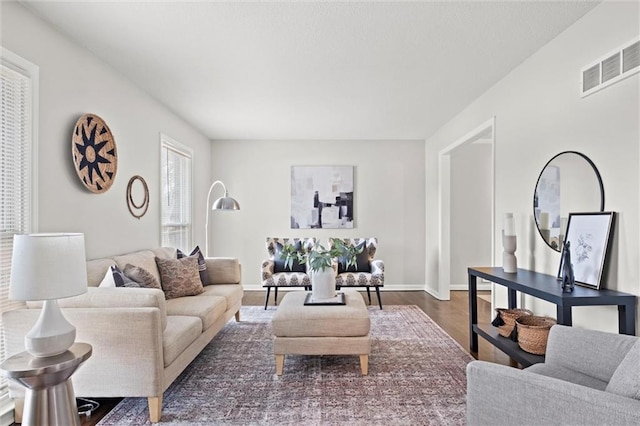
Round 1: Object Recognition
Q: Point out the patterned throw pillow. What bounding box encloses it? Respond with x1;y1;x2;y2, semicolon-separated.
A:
99;265;139;287
177;245;210;286
123;264;161;289
155;256;205;299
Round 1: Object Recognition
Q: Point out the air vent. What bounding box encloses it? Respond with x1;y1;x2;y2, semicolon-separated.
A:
581;37;640;97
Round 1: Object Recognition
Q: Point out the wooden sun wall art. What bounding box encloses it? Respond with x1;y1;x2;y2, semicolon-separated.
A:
127;175;149;219
71;113;118;193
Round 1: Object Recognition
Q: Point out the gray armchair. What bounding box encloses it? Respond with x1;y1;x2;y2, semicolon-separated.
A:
467;325;640;426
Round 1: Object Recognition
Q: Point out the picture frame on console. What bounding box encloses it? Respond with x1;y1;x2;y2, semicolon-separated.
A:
557;211;615;289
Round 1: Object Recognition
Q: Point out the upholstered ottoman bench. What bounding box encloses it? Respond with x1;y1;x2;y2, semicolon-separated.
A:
272;290;371;375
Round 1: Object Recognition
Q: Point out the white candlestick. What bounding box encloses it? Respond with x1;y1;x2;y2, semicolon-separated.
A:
504;213;516;236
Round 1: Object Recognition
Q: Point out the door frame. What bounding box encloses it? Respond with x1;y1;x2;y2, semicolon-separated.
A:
438;117;495;300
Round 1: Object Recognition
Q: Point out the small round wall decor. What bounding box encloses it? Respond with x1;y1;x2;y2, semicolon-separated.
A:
126;175;149;219
71;113;118;193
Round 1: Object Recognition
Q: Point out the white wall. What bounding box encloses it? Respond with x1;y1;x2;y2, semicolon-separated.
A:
450;142;492;286
426;1;640;333
1;2;212;259
210;140;425;289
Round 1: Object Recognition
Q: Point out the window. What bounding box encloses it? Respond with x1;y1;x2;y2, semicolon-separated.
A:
160;135;192;252
0;48;38;417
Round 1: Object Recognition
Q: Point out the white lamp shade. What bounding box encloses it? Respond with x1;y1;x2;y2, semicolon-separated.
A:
10;233;88;301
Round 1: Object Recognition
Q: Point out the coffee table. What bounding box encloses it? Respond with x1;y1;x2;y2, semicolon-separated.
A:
272;290;371;375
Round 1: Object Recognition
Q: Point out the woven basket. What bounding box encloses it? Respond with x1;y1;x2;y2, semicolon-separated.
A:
516;316;557;355
494;308;533;338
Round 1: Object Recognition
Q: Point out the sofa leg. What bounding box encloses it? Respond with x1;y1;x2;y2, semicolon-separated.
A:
148;396;162;423
235;310;241;322
375;286;383;309
264;287;271;310
366;287;372;304
13;398;24;424
274;287;279;304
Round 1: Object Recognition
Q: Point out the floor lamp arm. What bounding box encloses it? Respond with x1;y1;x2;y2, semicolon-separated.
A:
205;180;227;257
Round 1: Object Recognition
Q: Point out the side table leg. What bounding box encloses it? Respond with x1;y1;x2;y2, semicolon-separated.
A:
24;380;80;426
619;304;636;335
468;272;478;352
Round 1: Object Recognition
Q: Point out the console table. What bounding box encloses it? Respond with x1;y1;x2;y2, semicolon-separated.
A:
468;267;637;367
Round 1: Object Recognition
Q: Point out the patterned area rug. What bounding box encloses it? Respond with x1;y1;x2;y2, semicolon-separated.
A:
97;305;472;425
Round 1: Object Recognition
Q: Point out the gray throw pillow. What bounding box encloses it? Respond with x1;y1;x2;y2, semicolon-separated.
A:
123;264;161;289
605;339;640;399
156;256;204;299
111;265;139;288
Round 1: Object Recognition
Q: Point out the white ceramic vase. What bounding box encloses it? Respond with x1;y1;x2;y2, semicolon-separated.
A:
311;268;336;300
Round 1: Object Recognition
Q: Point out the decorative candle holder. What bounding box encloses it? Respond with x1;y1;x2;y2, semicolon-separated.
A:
502;231;517;273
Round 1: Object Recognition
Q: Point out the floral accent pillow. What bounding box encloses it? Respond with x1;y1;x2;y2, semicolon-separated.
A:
155;256;204;299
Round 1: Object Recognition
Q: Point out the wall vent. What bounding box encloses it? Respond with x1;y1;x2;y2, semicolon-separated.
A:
581;38;640;97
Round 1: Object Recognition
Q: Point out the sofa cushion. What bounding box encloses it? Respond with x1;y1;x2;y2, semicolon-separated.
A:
165;295;227;332
176;246;210;286
162;315;202;367
156;256;204;299
124;264;161;289
201;284;243;309
606;340;640;399
205;257;241;284
113;250;161;285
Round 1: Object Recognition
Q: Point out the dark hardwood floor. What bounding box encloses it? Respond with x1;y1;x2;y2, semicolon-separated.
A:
68;290;510;426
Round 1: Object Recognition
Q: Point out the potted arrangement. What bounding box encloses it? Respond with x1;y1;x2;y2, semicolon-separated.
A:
281;238;363;300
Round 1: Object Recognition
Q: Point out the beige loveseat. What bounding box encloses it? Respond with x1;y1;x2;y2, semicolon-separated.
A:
2;247;243;423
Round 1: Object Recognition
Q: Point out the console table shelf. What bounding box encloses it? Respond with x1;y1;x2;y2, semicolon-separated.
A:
468;267;637;367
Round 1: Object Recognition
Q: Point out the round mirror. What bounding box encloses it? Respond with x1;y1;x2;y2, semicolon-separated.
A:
533;151;604;251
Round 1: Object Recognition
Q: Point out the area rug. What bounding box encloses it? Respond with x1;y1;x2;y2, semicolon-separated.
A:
97;305;473;425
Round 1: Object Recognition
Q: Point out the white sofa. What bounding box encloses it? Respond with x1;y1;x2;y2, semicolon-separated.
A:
2;247;243;423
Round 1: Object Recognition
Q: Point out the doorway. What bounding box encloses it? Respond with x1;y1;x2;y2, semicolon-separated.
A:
438;118;495;300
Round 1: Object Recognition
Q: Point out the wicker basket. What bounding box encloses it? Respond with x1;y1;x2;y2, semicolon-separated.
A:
516;316;557;355
493;308;533;338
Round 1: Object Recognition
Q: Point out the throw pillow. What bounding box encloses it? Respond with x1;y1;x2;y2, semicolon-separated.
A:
605;340;640;399
98;267;116;288
338;241;371;274
123;264;161;289
155;256;205;299
274;241;306;273
176;245;210;286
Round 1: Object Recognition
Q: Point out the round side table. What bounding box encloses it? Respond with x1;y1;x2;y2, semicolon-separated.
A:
0;342;92;426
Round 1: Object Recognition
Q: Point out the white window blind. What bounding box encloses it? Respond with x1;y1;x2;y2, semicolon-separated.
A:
0;49;37;418
160;135;192;252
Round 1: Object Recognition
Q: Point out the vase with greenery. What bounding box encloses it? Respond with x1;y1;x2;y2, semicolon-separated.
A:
281;238;363;300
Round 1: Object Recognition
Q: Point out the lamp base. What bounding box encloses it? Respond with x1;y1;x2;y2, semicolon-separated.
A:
25;299;76;358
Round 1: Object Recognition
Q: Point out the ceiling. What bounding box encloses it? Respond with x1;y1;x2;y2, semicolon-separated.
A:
20;0;600;141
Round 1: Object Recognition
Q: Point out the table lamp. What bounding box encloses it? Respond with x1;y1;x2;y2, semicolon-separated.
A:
10;233;88;358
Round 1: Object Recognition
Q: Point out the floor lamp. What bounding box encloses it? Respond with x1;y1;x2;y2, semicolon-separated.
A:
205;180;240;257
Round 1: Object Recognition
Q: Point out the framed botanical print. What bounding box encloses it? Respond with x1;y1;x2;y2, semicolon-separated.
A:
557;212;615;289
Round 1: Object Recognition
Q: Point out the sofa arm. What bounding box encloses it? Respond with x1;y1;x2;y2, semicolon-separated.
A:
3;307;164;399
545;325;638;382
261;259;274;283
205;257;241;284
467;360;640;426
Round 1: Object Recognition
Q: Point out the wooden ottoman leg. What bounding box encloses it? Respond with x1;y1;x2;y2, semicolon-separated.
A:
360;355;369;375
275;354;285;375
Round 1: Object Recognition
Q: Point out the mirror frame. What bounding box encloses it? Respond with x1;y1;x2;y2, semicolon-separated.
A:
533;151;605;251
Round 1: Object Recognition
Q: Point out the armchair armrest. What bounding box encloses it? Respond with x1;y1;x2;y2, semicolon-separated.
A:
467;360;640;426
370;259;384;285
545;325;638;382
205;257;241;284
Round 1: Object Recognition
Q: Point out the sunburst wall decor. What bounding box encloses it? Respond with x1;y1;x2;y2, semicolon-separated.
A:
72;113;118;193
